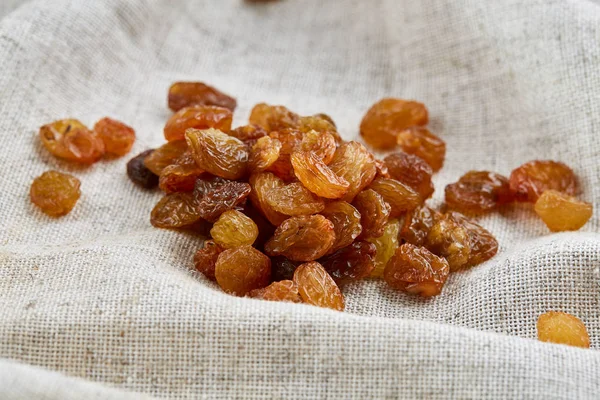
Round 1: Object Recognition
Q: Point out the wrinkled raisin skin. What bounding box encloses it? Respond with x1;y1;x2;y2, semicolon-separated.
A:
426;215;471;271
291;151;349;199
384;152;434;200
194;176;251;223
293;262;345;311
367;219;400;278
320;201;362;254
368;178;421;217
249;136;281;173
509;160;578;203
537;311;590;348
447;211;498;268
328;142;377;202
30;171;81;217
229;124;268;142
164;106;233;142
144;140;188;176
186;128;249;180
248;280;302;303
215;246;271;296
299;130;337;164
193;240;224;281
534;190;592;232
168;82;237;112
352;189;390;239
249;103;300;132
40;119;105;164
127;149;159;189
158;158;204;193
267;129;304;181
399;206;441;247
266;182;325;216
320;241;376;286
93;117;135;157
396;127;445;172
248;172;287;226
445;171;512;214
210;209;259;248
150;192;203;229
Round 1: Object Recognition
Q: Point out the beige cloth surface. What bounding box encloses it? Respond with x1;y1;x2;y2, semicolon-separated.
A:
0;0;599;398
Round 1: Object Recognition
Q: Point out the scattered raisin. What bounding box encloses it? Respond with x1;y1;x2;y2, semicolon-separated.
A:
127;149;159;189
93;117;135;157
368;177;421;217
194;176;251;222
249;136;281;172
30;171;81;217
384;152;434;200
367;219;400;278
215;246;271;296
426;215;471;271
266;182;325;216
40;119;105;164
537;311;590;348
150;192;203;229
193;240;224;281
352;189;390;239
164;105;233;141
509;160;578;202
291;151;349;199
320;241;376;286
445;171;512;214
299;130;337;164
328;142;377;202
400;206;442;247
143;140;188;176
320;201;362;253
265;215;336;261
447;211;498;268
293;262;344;311
534;190;593;232
396;127;445;172
248;280;302;303
210;210;259;248
168;81;237;112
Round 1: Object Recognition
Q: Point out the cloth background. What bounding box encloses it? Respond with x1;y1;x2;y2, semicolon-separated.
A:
0;0;599;398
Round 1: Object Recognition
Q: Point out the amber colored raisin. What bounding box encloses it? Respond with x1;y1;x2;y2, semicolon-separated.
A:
367;219;401;278
267;129;304;181
228;124;268;142
164;105;233;142
446;211;498;268
360;98;428;150
30;171;81;217
374;159;391;179
537;311;590;348
248;172;287;225
445;171;512;214
320;241;376;286
396;127;445;172
328;142;377;202
298;115;343;144
320;201;362;253
249;103;300;132
185;128;249;180
249;136;281;173
40;119;105;164
384;152;434;200
266;182;325;216
193;240;224;281
248;280;302;303
150;192;203;229
143;140;188;176
384;243;449;297
368;178;421;217
210;210;259;248
352;189;391;239
312;113;336;128
168;82;237;112
293;262;344;311
299;130;337;164
194;176;251;222
426;215;471;271
271;256;300;282
127;149;159;189
93;117;135;157
400;206;442;247
291;151;349;199
534;190;593;232
215;246;271;296
265;215;336;261
158;153;204;193
509;160;578;203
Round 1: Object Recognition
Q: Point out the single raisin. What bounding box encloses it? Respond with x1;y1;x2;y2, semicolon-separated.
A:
509;160;578;202
352;189;391;239
445;171;512;214
194;176;251;222
164;105;233;141
266;181;325;216
249;103;300;132
40;119;105;164
367;219;401;278
30;171;81;217
210;209;259;248
193;240;224;281
248;280;302;303
298;115;343;144
264;215;336;261
248;172;287;225
426;215;471;271
291;151;349;199
168;81;237;112
537;311;590;348
215;246;271;296
293;262;344;311
534;190;593;232
249;135;281;172
143;140;188;176
447;211;498;268
299;130;337;164
368;177;421;217
158;152;204;193
150;192;203;229
400;206;442;247
396;127;445;172
312;113;336;128
384;152;434;200
328;142;377;202
93;117;135;157
267;129;304;181
320;201;362;253
127;149;159;189
320;241;376;286
229;124;268;142
271;256;300;281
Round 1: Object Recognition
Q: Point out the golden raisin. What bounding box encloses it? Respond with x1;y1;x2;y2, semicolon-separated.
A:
93;117;135;157
150;192;203;229
228;124;268;142
127;149;159;189
446;211;498;268
168;81;237;112
210;210;259;248
368;178;421;217
193;240;224;281
367;219;400;278
265;215;336;261
534;190;593;232
312;113;336;128
215;246;271;296
248;172;287;226
509;160;578;202
299;130;337;164
293;262;344;311
291;151;349;199
384;243;449;297
164;105;233;141
537;311;590;348
445;171;512;214
158;152;204;193
40;119;105;164
266;182;325;216
143;140;188;176
396;127;445;172
298;115;343;144
267;129;304;181
249;136;281;172
328;142;377;202
194;176;251;222
384;152;434;200
320;241;376;286
399;206;442;247
248;280;302;303
249;103;300;132
320;201;362;253
426;215;471;271
374;159;391;179
30;171;81;217
352;189;390;239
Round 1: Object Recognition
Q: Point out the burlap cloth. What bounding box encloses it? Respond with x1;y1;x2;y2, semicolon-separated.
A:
0;0;598;398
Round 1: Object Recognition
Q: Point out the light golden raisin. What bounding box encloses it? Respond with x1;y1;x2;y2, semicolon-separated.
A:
426;215;471;271
396;127;446;172
384;152;434;200
352;189;391;239
299;130;337;164
248;280;302;303
210;210;259;248
446;211;498;268
374;159;391;179
384;243;449;297
143;140;188;176
158;152;204;193
320;201;362;253
228;124;268;142
127;149;159;189
168;81;237;112
193;240;224;281
320;241;376;286
40;119;105;164
93;117;135;157
164;105;233;141
360;98;428;150
249;103;300;132
185;128;249;180
248;172;287;225
249;136;281;172
312;113;336;128
367;219;400;278
509;160;578;202
328;142;377;202
368;178;421;217
399;206;442;247
266;182;325;216
445;171;512;214
291;151;349;199
267;129;304;181
298;115;343;144
265;215;336;261
150;192;203;229
534;190;593;232
194;176;251;222
537;311;590;348
30;171;81;217
293;262;344;311
215;246;271;296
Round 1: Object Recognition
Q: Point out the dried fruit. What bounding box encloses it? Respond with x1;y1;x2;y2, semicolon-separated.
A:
271;256;300;281
143;140;188;176
249;136;281;172
193;240;224;281
215;246;271;296
368;178;421;217
127;149;159;189
265;215;336;261
30;171;81;217
158;152;204;193
248;172;287;225
352;189;390;239
228;124;268;142
426;215;471;271
164;105;233;141
299;130;336;164
298;115;343;144
509;160;578;202
185;128;249;180
312;113;336;128
242;202;276;250
320;241;376;286
266;182;325;216
291;151;349;199
396;127;446;172
93;117;135;157
534;190;593;232
360;98;428;150
384;152;434;200
248;280;301;303
194;176;251;222
267;129;303;181
328;142;377;202
367;219;400;277
537;311;590;348
320;201;362;253
400;206;442;247
168;81;237;112
40;119;105;164
150;192;203;229
447;211;498;268
384;243;449;297
445;171;512;213
210;210;259;248
249;103;299;132
293;262;344;311
374;159;391;179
